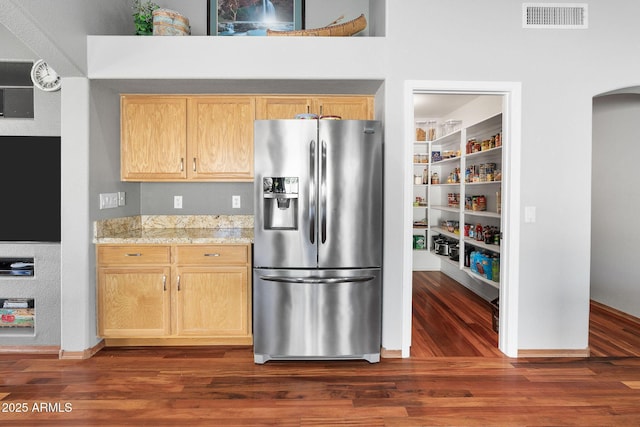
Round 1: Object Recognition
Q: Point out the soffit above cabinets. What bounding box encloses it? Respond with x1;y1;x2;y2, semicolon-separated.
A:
92;79;384;96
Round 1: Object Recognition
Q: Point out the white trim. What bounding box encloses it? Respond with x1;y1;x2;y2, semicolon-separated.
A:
403;80;522;358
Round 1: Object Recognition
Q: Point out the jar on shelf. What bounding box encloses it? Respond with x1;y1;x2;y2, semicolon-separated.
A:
426;120;437;141
431;172;440;184
415;127;426;141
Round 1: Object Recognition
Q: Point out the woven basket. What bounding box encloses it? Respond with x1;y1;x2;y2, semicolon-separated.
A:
267;14;366;37
153;9;190;36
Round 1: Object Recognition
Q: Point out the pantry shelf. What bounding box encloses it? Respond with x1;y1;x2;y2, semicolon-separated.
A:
463;267;500;289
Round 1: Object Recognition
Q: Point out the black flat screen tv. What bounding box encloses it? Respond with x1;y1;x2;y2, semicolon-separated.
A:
0;136;61;242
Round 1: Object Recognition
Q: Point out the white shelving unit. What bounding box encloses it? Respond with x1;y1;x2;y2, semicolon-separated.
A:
411;113;504;289
411;136;430;252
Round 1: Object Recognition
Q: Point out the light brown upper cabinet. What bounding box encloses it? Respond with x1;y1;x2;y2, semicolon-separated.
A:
121;95;255;182
121;96;188;181
188;96;255;181
256;95;374;120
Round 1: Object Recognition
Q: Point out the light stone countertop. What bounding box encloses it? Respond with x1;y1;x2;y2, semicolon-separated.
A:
93;215;254;245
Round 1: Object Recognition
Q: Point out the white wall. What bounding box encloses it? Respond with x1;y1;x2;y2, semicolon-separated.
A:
8;0;640;355
60;77;94;352
591;94;640;318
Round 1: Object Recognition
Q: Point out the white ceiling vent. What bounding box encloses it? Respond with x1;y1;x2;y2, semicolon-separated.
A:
523;3;588;29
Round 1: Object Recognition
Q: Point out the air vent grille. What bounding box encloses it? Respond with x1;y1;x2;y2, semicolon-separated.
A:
523;3;588;29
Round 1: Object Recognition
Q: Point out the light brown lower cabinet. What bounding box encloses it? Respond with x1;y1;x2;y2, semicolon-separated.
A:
97;244;252;346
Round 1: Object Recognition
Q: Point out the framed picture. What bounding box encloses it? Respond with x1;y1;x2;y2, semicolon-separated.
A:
208;0;304;36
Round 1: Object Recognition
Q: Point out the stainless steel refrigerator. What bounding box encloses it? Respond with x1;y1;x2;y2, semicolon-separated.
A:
253;119;383;364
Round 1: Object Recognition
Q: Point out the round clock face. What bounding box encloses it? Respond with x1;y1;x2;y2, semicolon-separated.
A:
31;59;61;92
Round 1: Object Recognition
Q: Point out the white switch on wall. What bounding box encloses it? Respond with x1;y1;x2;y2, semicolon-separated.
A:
524;206;536;223
232;195;241;209
174;195;183;209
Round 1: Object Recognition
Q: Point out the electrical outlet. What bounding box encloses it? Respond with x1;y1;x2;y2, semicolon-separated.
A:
99;193;119;210
174;195;183;209
232;195;241;209
117;192;126;206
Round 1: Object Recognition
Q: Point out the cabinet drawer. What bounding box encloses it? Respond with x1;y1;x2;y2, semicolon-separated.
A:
98;245;171;265
175;245;248;265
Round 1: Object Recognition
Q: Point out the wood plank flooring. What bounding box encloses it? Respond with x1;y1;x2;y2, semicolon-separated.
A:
0;271;639;426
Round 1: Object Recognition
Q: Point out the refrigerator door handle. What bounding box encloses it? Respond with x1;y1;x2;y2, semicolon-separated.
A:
320;140;327;244
258;275;375;284
309;139;316;244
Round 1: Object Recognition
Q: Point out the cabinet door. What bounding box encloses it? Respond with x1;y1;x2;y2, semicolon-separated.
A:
313;96;374;120
121;96;187;181
175;266;249;337
98;267;171;337
255;96;313;119
188;96;255;181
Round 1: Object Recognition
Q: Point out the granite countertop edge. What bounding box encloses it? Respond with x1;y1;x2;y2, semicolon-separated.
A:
93;215;255;245
93;229;254;245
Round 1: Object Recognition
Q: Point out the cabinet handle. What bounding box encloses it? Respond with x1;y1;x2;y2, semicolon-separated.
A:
162;275;166;291
319;105;323;116
204;253;220;257
125;253;142;257
180;158;184;171
177;275;181;291
193;157;197;172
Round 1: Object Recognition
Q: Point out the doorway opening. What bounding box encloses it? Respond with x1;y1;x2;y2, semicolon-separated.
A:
402;81;522;358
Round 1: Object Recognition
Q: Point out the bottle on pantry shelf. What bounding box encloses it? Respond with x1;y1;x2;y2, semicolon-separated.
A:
484;226;493;244
464;248;472;268
422;168;429;184
475;223;483;241
431;172;439;184
491;257;500;282
466;139;475;154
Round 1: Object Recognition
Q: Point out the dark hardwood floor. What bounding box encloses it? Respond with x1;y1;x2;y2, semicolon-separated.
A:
1;271;639;425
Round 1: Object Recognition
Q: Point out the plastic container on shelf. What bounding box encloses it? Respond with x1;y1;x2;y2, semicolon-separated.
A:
443;119;462;135
426;120;437;141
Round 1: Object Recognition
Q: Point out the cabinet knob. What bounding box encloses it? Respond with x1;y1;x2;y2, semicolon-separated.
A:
162;275;167;291
193;157;197;172
204;253;220;257
125;253;142;257
180;158;184;172
177;275;181;291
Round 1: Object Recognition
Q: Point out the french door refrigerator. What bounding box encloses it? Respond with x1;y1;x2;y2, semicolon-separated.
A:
253;119;383;364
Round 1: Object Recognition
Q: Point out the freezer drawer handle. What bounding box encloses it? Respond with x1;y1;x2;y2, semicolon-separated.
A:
259;275;374;284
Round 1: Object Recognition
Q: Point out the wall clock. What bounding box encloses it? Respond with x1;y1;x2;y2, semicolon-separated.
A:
30;59;61;92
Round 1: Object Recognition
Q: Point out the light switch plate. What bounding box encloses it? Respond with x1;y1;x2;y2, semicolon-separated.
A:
99;193;119;210
232;195;241;209
524;206;536;223
117;192;126;206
